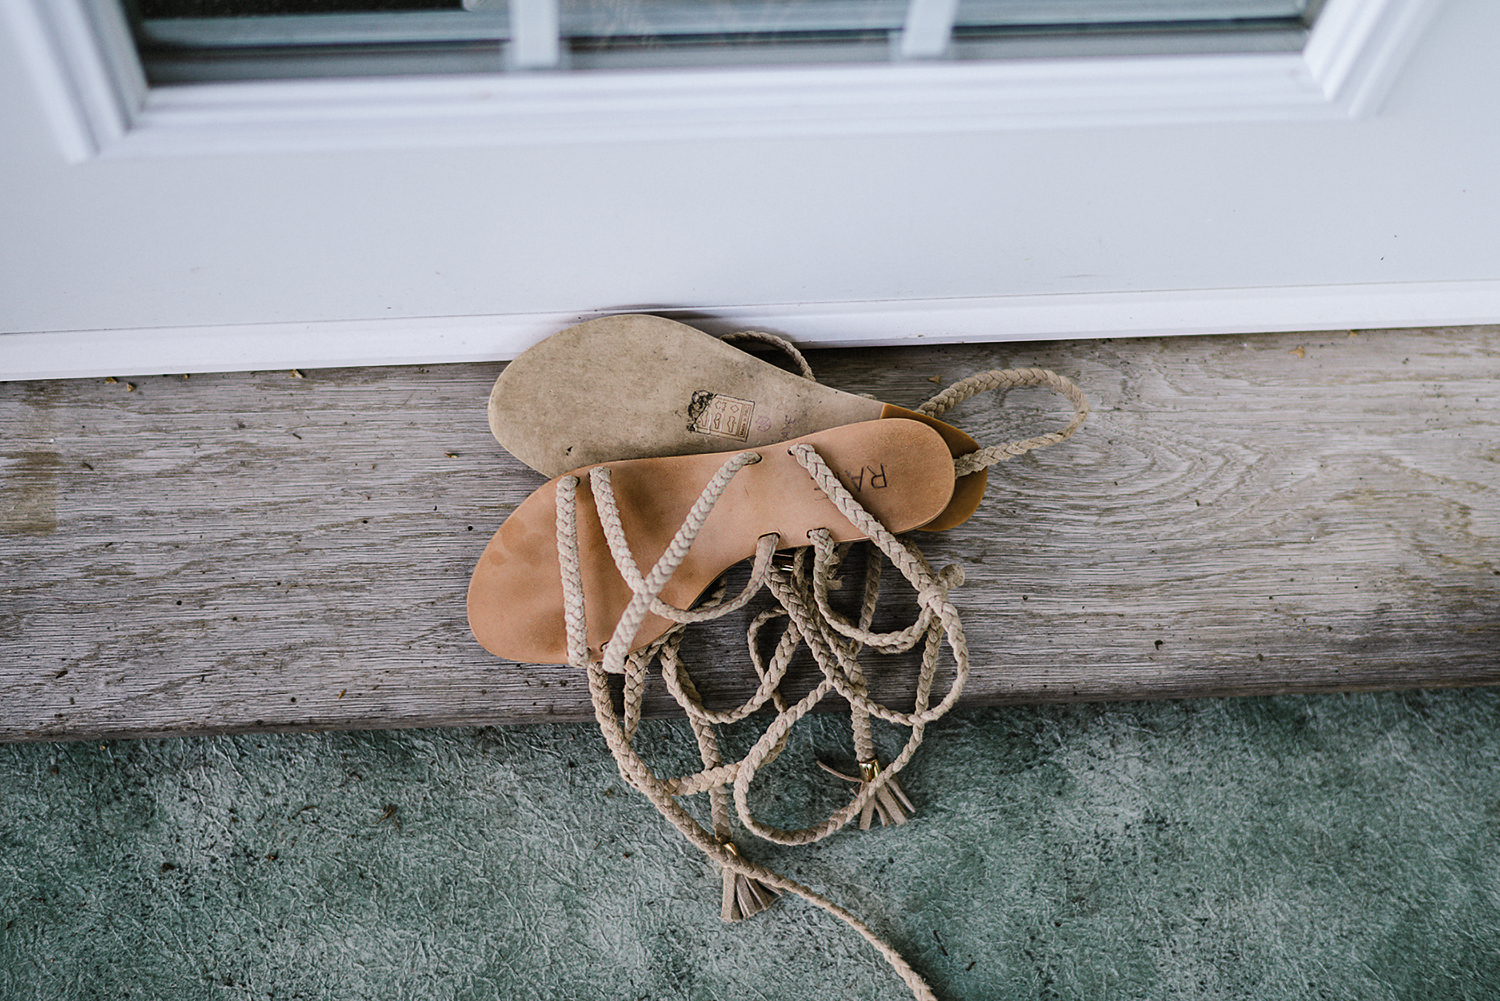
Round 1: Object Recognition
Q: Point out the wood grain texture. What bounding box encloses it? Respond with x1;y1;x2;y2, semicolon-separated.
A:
3;326;1497;742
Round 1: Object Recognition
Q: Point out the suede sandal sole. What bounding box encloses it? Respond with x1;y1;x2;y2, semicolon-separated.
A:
468;419;955;665
488;313;984;531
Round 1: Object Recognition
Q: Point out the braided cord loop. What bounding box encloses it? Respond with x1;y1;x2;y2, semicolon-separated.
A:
918;367;1089;475
720;329;817;380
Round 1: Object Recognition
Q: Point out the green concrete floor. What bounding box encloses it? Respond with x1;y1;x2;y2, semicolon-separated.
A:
3;689;1498;1000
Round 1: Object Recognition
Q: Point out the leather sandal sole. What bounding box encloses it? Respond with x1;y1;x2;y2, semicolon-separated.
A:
468;419;955;665
488;314;984;531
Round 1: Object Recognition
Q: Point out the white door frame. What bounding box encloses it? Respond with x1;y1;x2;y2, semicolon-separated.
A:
4;0;1443;161
4;0;1493;383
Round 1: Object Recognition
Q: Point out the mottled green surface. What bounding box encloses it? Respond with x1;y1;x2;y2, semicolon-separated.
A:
3;690;1499;1000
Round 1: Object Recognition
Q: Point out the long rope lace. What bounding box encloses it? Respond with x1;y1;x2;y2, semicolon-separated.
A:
554;334;1088;1001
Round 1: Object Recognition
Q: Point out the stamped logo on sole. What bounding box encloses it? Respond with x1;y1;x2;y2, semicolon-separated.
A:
687;391;755;441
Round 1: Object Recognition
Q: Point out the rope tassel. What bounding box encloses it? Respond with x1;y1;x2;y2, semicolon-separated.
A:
859;759;915;830
821;759;916;830
719;841;782;922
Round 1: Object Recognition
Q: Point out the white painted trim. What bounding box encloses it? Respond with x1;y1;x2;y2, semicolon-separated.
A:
5;280;1498;381
507;0;560;70
1303;0;1443;114
898;0;960;60
0;0;140;161
5;0;1443;162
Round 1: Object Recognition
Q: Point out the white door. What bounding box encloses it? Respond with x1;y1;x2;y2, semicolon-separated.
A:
1;0;1497;380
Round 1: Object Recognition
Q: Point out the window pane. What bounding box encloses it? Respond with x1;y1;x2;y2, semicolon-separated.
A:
136;1;460;14
126;0;1321;83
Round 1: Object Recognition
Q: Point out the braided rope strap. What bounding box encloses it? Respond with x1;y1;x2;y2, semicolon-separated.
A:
807;538;952;827
550;348;1087;1001
554;449;957;1001
715;336;1090;477
918;367;1089;476
709;344;1092;830
720;329;818;380
724;446;968;848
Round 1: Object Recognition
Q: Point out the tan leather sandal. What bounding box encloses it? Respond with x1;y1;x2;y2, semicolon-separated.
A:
489;313;986;531
467;419;956;665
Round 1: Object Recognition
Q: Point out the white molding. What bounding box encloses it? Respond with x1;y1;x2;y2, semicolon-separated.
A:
1303;0;1443;114
5;279;1498;381
0;0;140;161
4;0;1443;161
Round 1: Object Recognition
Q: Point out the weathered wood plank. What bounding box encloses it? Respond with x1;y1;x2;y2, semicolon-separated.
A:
2;325;1497;741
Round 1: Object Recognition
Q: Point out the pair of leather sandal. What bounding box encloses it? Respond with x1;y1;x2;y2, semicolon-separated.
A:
466;314;1088;1001
468;313;1081;664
